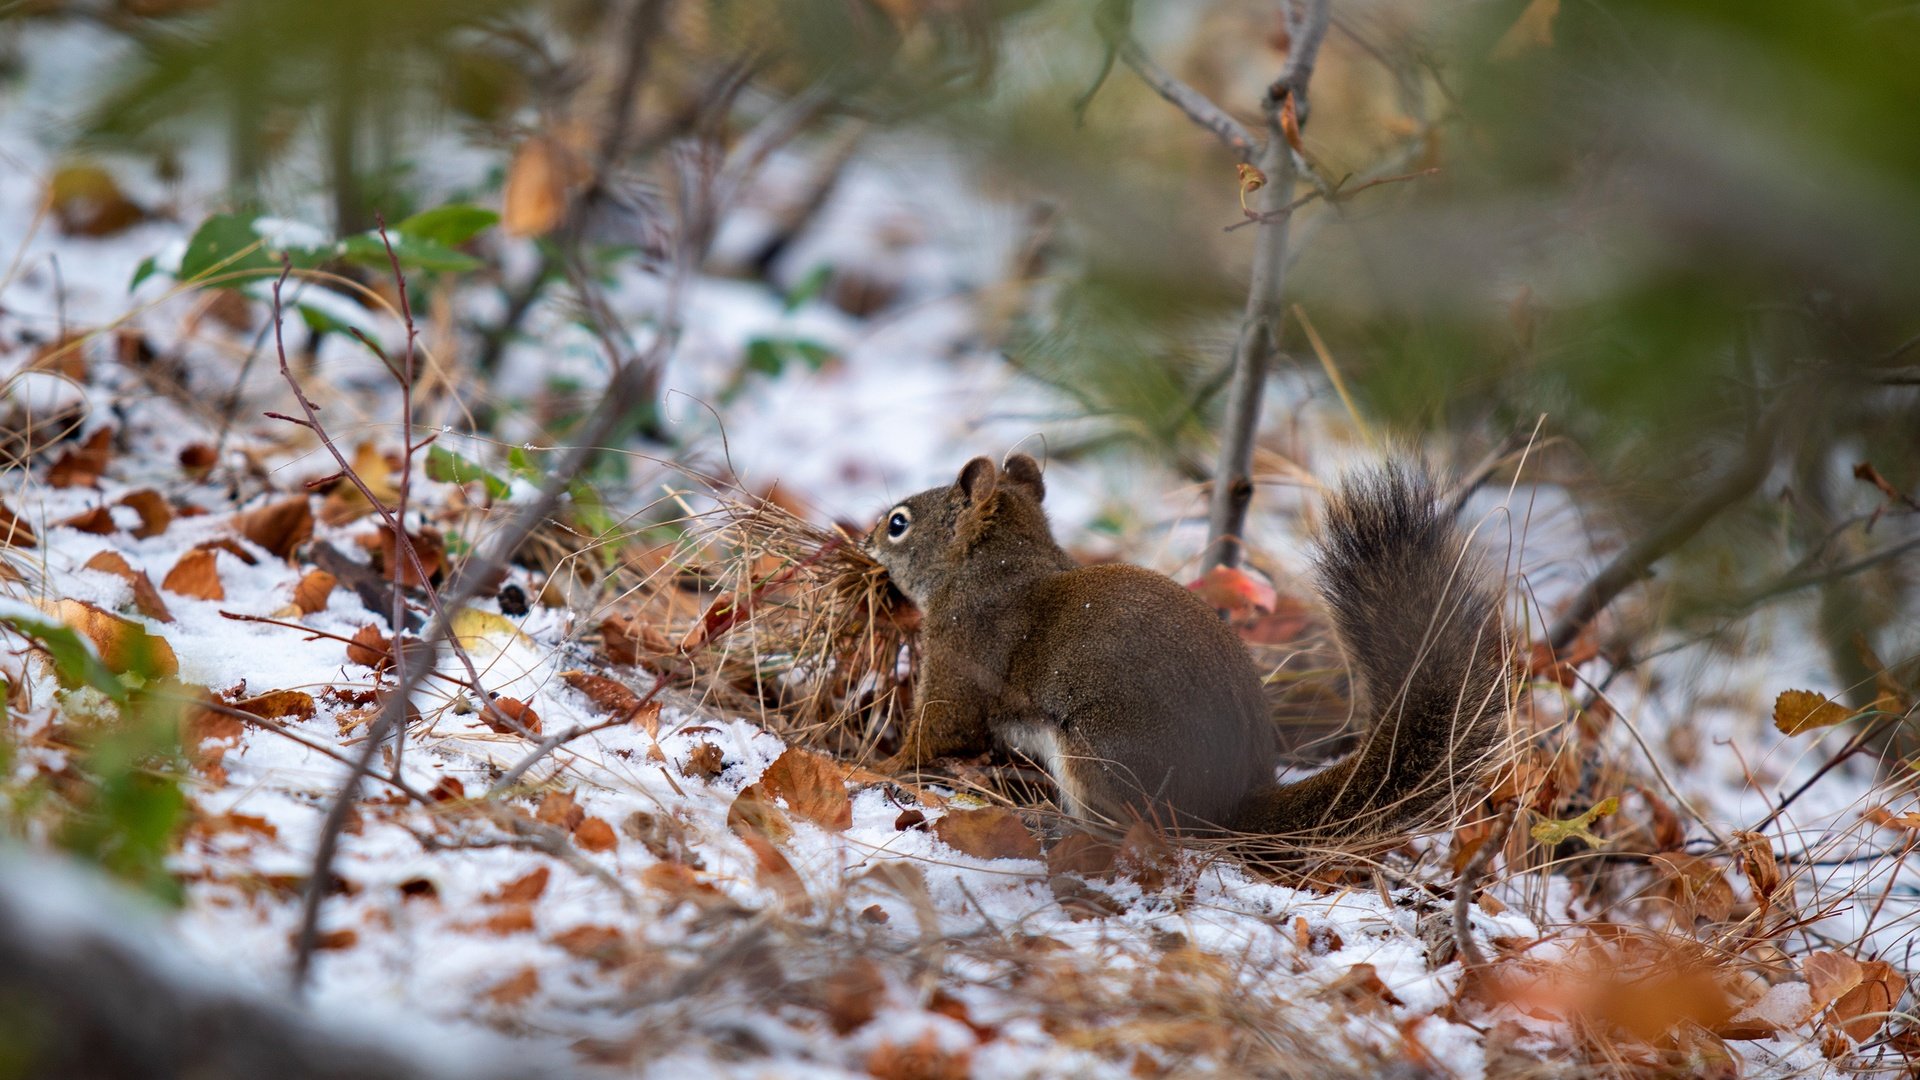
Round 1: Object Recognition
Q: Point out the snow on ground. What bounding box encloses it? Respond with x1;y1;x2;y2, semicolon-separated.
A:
1;17;1910;1080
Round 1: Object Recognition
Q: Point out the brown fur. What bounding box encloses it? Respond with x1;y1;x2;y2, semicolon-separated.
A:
869;454;1508;844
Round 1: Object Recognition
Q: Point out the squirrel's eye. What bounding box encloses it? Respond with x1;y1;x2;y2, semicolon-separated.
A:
886;509;911;540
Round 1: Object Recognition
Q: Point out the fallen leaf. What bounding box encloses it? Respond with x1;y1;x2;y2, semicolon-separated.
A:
641;861;722;908
484;696;540;736
484;967;540;1007
0;502;37;547
1774;689;1855;735
1830;959;1901;1043
934;807;1042;861
560;669;646;720
308;928;358;951
535;792;584;832
600;614;672;665
47;162;146;236
82;551;172;622
1187;565;1277;622
551;926;629;968
1530;796;1619;849
1047;831;1117;877
317;443;397;526
346;625;393;670
823;957;886;1034
574;817;617;852
46;598;178;677
46;427;113;489
866;1033;969;1080
490;867;550;904
681;741;726;780
1805;951;1865;1011
235;495;314;559
751;747;853;832
379;527;446;588
728;790;809;910
451;606;531;651
427;777;465;803
231;689;316;723
292;569;336;614
178;443;218;478
162;548;225;600
117;489;172;538
60;505;118;535
475;904;536;935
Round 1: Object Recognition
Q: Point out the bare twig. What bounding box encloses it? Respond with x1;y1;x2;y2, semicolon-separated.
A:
1199;0;1332;572
485;671;670;797
1112;37;1257;161
1222;167;1439;233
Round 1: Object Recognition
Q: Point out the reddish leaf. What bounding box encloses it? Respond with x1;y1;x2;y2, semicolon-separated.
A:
234;496;314;560
574;817;617;853
483;696;540;736
0;501;37;548
934;807;1042;862
484;967;539;1006
47;599;178;677
59;506;117;535
232;689;316;723
752;747;853;832
346;625;392;670
47;427;112;488
490;867;550;904
82;550;172;622
823;957;886;1034
535;792;585;833
162;548;224;601
292;569;336;614
681;741;726;780
117;489;172;538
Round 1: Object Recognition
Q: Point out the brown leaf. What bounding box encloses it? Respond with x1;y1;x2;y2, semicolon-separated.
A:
641;861;722;908
550;926;630;968
934;807;1042;862
484;967;540;1007
681;741;726;780
1830;959;1901;1044
1774;689;1854;735
1046;830;1117;877
307;928;358;951
502;135;581;237
162;548;225;600
427;777;465;803
535;792;585;833
194;537;259;565
1187;565;1277;622
866;1034;969;1080
47;427;112;488
346;625;393;670
117;489;172;538
1733;830;1782;909
83;551;173;622
574;817;617;853
178;443;217;478
0;501;37;548
752;747;853;832
475;904;536;935
317;443;397;526
490;867;551;905
379;527;446;588
484;696;540;736
232;689;316;723
1805;951;1865;1011
728;789;809;909
291;569;336;615
47;599;178;677
59;505;118;535
559;669;659;733
47;162;146;236
822;957;886;1034
235;496;314;560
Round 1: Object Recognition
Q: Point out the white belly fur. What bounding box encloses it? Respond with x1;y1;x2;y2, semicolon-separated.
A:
996;722;1083;817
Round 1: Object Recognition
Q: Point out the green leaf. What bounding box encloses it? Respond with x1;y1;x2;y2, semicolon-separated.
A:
783;263;833;312
426;444;511;500
298;302;357;337
395;204;500;247
339;233;482;274
129;255;158;293
791;340;833;371
745;337;785;376
177;213;277;284
1;611;128;702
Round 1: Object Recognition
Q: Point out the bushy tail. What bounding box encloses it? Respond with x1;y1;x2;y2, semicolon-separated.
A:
1233;464;1509;843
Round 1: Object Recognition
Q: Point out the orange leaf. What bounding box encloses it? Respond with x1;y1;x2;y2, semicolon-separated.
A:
59;506;117;535
484;967;540;1006
1830;959;1901;1044
235;496;314;560
117;489;172;538
574;817;617;853
162;548;224;600
681;741;726;780
502;135;580;237
1774;689;1854;735
346;625;392;670
484;696;540;736
490;866;550;904
1804;951;1864;1010
559;669;657;733
823;957;886;1034
728;789;809;910
292;569;336;614
231;689;316;723
82;550;172;622
46;599;178;677
752;747;853;833
933;807;1041;862
1187;565;1277;622
47;427;112;488
550;925;630;968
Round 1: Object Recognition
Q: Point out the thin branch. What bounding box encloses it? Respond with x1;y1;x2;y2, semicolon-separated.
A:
484;671;669;798
1199;0;1333;572
1222;166;1439;233
1453;803;1514;971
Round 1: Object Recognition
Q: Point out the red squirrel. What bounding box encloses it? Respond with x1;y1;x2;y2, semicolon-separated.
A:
868;453;1508;842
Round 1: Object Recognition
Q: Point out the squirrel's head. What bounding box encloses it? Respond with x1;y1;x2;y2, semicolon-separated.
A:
866;452;1051;606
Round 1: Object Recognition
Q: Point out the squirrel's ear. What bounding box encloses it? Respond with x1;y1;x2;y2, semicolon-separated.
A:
1001;453;1045;502
956;456;998;505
